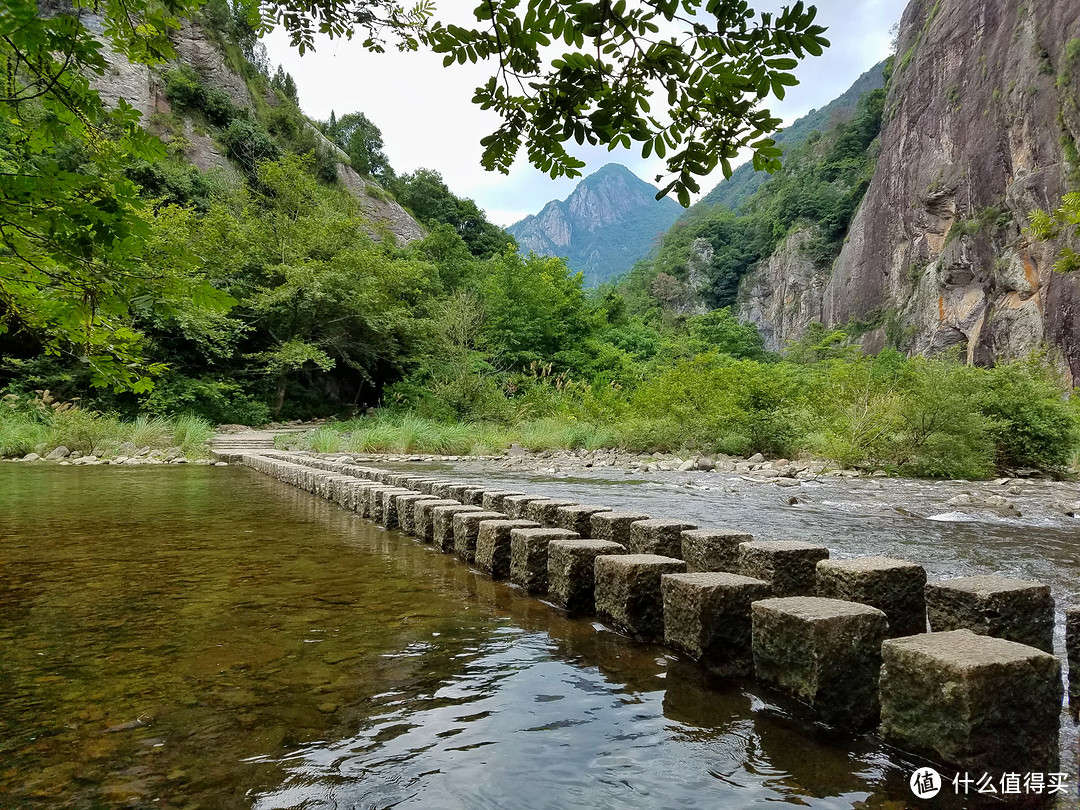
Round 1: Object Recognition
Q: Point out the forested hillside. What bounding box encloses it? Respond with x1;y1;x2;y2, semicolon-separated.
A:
2;0;1078;479
696;60;887;213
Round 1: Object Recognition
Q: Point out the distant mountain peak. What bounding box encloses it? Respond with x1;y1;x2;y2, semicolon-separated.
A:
507;164;681;285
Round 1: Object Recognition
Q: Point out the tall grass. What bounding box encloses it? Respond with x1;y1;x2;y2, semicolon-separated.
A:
0;401;214;458
172;414;216;456
290;414;623;457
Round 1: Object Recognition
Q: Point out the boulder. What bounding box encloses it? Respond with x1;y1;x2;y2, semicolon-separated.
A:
45;446;70;460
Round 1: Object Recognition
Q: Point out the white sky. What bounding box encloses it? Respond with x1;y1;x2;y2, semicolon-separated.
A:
264;0;907;227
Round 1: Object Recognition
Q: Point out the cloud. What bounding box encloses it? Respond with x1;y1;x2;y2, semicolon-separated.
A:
264;0;906;227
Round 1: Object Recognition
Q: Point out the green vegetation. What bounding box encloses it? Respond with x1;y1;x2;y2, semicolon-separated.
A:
0;392;213;458
696;60;888;213
280;341;1079;479
619;80;887;312
2;0;833;395
1028;191;1080;272
3;0;1078;481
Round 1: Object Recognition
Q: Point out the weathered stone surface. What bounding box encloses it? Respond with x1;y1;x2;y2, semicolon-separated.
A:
589;512;650;545
475;520;540;579
595;554;686;642
447;484;472;502
925;575;1054;652
430;482;460;499
433;505;482;552
395;494;439;534
816;556;927;637
353;482;386;517
547;539;626;613
462;487;488;507
680;529;751;574
525;499;578;527
481;491;526;513
628;519;698;557
752;596;888;729
880;630;1062;777
452;510;505;561
366;485;397;523
1068;606;1080;711
662;572;771;676
413;499;461;543
556;504;612;536
503;494;549;519
510;528;578;593
376;488;413;528
45;446;70;460
738;541;829;597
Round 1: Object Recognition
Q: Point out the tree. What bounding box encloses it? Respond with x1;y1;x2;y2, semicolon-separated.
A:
393;169;512;258
2;0;828;391
263;0;828;203
324;110;393;180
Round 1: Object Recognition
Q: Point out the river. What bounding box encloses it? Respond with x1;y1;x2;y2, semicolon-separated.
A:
1;462;1077;808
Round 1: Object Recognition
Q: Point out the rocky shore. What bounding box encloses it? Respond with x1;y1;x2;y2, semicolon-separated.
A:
2;441;220;466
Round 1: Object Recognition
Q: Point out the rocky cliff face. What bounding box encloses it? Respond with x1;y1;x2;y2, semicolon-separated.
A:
739;0;1080;376
507;163;682;285
91;18;423;246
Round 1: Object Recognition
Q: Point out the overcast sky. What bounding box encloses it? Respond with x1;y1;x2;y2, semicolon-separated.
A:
264;0;907;227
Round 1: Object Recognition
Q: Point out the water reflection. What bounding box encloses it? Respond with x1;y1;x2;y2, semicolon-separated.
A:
0;464;1072;808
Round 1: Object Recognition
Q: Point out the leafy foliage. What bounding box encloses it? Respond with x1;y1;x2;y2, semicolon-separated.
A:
1028;191;1080;273
620;81;886;311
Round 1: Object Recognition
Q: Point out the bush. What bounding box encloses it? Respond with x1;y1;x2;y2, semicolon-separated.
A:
141;374;271;426
976;359;1079;470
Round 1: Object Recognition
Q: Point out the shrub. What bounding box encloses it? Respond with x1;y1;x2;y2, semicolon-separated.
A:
976;359;1079;470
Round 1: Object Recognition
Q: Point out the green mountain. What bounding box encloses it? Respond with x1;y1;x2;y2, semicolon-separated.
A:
506;163;683;286
695;60;888;213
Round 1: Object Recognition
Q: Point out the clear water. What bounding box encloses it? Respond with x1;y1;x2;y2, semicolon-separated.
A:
1;463;1076;808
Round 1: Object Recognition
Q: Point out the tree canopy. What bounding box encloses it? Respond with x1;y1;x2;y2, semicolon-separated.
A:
1;0;827;392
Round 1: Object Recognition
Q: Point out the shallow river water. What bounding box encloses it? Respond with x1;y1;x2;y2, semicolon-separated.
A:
1;462;1079;808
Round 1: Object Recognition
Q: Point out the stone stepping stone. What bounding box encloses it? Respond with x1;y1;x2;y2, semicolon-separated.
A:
510;528;579;593
662;572;771;676
595;554;686;642
628;519;698;558
548;539;626;614
752;596;887;730
680;529;752;574
816;556;927;637
880;629;1062;777
738;540;829;597
925;574;1054;652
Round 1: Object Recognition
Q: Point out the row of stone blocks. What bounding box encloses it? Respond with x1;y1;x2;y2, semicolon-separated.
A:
241;452;1064;780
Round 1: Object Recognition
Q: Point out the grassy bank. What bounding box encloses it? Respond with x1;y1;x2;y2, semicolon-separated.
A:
277;353;1080;480
0;393;214;459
